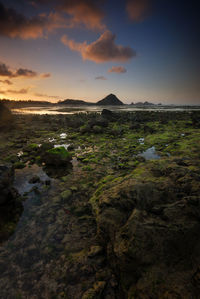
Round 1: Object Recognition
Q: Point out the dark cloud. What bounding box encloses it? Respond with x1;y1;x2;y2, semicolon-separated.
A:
61;30;136;63
15;68;37;78
0;79;13;85
126;0;152;22
0;2;67;39
0;62;13;77
31;0;105;30
0;61;51;79
0;2;46;39
95;76;107;80
59;0;105;30
0;88;29;95
108;66;127;73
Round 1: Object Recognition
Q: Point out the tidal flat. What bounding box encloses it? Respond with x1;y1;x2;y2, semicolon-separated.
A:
1;109;200;298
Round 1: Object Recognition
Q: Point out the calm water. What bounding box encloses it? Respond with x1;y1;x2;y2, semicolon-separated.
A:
12;105;200;115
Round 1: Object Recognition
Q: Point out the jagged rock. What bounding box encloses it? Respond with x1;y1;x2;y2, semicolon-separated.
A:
91;163;200;298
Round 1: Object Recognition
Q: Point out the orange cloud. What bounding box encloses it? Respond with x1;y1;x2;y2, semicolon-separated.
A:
0;88;30;95
0;79;13;85
108;66;127;73
0;2;67;39
61;30;136;63
60;0;105;30
40;73;51;78
126;0;152;22
31;0;105;31
34;92;61;99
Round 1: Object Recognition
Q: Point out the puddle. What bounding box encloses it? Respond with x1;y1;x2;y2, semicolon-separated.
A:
138;138;144;145
14;164;51;195
17;151;23;157
138;146;160;160
60;133;67;139
48;137;56;142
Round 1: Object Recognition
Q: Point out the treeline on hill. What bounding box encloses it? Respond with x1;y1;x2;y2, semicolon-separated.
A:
0;99;53;108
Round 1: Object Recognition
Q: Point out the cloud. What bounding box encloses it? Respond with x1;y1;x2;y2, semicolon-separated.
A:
40;73;51;78
31;0;105;31
95;76;107;80
59;0;105;30
34;92;61;99
0;79;13;85
0;88;29;95
0;61;51;79
61;30;136;63
108;66;127;73
126;0;152;22
0;2;67;39
15;68;37;78
0;63;13;77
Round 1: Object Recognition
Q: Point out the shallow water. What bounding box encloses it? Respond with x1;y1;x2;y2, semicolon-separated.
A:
12;104;200;115
14;164;51;195
139;146;160;160
0;163;70;297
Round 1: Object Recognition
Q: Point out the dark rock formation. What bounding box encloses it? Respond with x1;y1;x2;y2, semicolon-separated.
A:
0;164;14;205
97;94;124;106
0;164;23;243
90;160;200;298
0;102;13;129
42;146;72;167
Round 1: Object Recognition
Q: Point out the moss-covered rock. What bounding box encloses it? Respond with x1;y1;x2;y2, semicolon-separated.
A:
44;146;72;166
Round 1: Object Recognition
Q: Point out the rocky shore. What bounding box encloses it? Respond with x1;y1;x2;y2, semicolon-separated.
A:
0;107;200;298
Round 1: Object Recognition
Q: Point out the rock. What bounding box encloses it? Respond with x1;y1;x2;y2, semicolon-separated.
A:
43;146;72;167
101;109;114;119
13;161;26;169
93;125;103;134
29;175;41;184
88;245;103;258
61;190;72;201
0;164;23;243
45;179;51;186
82;281;106;299
0;103;13;129
91;165;200;298
0;164;14;205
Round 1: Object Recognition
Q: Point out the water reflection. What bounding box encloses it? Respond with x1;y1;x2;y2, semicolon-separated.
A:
139;146;160;160
12;105;200;115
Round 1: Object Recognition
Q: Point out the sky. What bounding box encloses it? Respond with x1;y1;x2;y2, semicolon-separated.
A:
0;0;199;104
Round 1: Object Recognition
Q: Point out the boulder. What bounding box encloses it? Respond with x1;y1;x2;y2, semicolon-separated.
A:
43;146;72;167
0;103;13;129
0;164;14;205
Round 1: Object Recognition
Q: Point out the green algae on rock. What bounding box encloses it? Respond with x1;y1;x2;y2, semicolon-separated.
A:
44;146;72;166
0;110;200;298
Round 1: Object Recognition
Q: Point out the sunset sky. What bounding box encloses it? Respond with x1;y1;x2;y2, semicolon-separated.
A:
0;0;199;104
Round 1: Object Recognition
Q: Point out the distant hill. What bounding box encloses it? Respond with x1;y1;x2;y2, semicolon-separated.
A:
0;99;53;108
59;99;94;106
131;101;155;106
97;94;124;106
